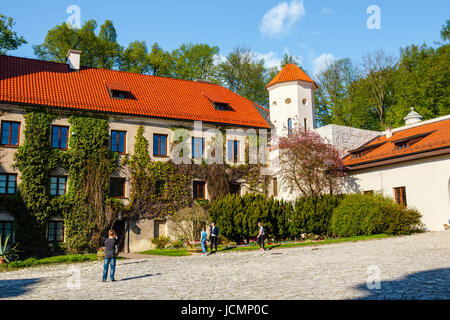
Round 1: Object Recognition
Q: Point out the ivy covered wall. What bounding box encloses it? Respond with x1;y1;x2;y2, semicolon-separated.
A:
1;109;265;257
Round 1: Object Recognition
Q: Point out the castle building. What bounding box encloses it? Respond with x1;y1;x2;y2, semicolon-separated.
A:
0;53;449;253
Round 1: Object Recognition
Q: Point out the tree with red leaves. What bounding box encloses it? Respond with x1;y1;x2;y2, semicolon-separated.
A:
277;123;345;198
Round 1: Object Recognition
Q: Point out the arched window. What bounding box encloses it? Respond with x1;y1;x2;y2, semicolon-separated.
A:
287;118;293;136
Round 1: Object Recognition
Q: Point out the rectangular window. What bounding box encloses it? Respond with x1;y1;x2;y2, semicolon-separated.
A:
111;130;126;153
273;177;278;197
0;221;14;244
394;187;407;207
48;221;64;242
193;181;206;200
50;176;67;196
363;190;374;195
0;174;17;194
110;178;125;198
153;134;167;157
1;121;20;147
395;142;409;150
227;140;240;162
51;125;69;149
192;137;205;159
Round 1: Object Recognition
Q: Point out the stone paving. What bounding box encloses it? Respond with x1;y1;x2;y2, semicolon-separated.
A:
1;231;450;300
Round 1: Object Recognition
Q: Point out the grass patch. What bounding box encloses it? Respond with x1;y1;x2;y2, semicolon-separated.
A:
139;249;190;256
0;254;125;271
138;234;393;256
220;234;392;252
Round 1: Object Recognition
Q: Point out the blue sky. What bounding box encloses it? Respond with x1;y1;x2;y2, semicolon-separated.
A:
1;0;449;80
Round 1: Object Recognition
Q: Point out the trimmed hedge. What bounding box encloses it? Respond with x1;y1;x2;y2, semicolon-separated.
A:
208;194;341;242
329;193;423;237
209;193;423;242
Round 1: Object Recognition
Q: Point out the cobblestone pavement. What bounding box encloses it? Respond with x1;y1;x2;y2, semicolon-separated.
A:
1;231;450;300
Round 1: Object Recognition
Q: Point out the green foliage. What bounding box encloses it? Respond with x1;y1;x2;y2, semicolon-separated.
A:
62;115;119;253
2;254;97;269
171;43;219;81
0;13;27;54
289;195;341;236
330;193;423;237
170;239;185;249
209;194;294;242
217;46;270;107
33;20;122;68
0;234;20;262
151;236;171;249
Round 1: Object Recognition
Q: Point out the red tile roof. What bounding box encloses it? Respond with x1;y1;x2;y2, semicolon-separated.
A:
266;63;317;89
0;55;270;128
344;118;450;168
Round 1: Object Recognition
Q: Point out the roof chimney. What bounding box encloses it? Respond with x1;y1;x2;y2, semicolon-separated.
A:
385;127;392;139
66;49;82;71
403;107;423;125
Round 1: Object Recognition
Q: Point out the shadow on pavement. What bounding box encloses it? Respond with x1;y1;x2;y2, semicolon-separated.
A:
0;278;41;298
120;273;162;281
354;268;450;299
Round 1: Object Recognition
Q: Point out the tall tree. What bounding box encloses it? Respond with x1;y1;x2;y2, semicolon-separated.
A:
34;20;122;69
171;43;219;81
360;50;397;128
218;47;270;107
118;40;150;74
441;20;450;42
0;13;27;54
386;43;450;126
147;42;174;77
314;58;374;128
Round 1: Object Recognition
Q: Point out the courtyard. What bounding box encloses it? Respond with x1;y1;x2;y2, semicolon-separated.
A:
1;231;450;300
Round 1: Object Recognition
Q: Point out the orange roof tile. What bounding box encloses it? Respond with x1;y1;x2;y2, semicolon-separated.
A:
343;118;450;168
266;63;317;89
0;55;270;129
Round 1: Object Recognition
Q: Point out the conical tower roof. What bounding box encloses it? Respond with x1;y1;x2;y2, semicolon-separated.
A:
266;63;317;89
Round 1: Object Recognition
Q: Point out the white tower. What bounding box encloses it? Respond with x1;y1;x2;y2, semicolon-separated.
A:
266;64;317;138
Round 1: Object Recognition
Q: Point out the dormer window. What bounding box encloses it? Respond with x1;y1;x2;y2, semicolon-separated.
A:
110;90;131;99
351;152;362;159
213;102;232;111
392;131;434;151
105;81;133;100
395;141;409;150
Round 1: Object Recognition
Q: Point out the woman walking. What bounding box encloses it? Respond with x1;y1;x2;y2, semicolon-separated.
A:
201;226;208;256
256;222;265;251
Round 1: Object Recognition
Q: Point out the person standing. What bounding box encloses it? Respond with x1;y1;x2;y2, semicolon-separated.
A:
102;230;118;282
201;227;208;256
210;222;219;253
257;222;265;251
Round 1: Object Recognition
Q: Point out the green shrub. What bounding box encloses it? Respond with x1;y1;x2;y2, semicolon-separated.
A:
330;193;423;237
170;239;185;249
151;236;171;249
289;195;341;237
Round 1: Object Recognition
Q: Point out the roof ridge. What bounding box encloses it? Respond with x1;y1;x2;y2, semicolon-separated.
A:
0;53;227;88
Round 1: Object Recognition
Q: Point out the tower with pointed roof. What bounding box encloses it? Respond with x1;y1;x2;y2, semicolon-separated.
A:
266;63;317;138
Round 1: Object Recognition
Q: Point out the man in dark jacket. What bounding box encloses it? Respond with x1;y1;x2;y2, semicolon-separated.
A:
102;230;118;282
209;222;219;253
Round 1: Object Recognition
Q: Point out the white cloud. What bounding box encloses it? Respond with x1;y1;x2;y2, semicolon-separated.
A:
254;51;282;69
321;6;334;15
260;0;305;38
313;53;335;77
